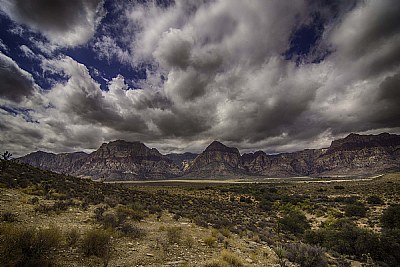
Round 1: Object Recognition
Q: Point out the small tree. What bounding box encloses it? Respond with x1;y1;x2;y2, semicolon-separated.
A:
2;151;12;160
0;151;13;172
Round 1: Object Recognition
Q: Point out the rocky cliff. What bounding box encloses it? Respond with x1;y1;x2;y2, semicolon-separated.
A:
313;133;400;175
17;140;180;180
184;141;246;177
73;140;180;180
16;151;88;174
241;149;325;177
16;133;400;180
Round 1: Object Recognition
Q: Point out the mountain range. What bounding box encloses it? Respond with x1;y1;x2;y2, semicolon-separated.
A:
16;133;400;180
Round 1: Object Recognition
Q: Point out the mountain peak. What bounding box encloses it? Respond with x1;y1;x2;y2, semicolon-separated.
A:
204;141;239;154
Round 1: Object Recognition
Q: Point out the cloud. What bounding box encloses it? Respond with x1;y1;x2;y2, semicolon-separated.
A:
0;38;9;52
2;0;400;156
0;0;105;46
0;52;38;102
42;56;148;132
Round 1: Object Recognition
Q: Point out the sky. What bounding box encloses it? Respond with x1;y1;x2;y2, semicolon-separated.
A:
0;0;400;157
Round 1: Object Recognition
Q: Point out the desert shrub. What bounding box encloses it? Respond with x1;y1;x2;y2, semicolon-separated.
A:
66;228;80;247
204;235;217;247
344;202;367;217
184;235;195;248
34;200;76;214
334;185;345;190
304;220;380;259
115;205;144;222
94;205;108;221
284;242;328;267
366;195;384;205
119;223;145;238
1;211;17;222
259;199;274;211
278;210;310;235
220;228;231;238
378;228;400;266
220;250;245;267
201;260;229;267
101;212;119;228
81;228;112;259
273;245;287;267
0;225;61;267
30;196;39;204
166;226;183;244
104;196;119;208
381;204;400;229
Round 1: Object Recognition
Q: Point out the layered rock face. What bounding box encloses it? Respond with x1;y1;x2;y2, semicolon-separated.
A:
17;140;180;180
73;140;180;180
16;133;400;180
313;133;400;175
16;151;88;174
184;141;246;177
241;149;325;177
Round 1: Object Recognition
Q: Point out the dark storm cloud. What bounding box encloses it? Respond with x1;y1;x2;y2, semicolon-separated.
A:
339;0;400;58
153;108;212;137
2;0;400;156
370;72;400;127
0;52;36;102
0;0;104;46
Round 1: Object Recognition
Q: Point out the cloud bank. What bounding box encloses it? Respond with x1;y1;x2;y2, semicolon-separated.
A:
1;0;400;156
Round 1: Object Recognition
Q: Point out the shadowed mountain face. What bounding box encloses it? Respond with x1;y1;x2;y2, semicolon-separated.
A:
16;133;400;180
15;151;88;174
183;141;246;178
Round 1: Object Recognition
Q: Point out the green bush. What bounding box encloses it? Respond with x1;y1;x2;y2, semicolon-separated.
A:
119;223;145;238
378;228;400;266
344;202;367;217
366;195;384;205
201;260;229;267
116;205;144;222
278;210;310;235
81;228;112;260
204;235;217;247
165;226;183;244
304;220;380;259
220;250;245;267
381;204;400;229
285;242;328;267
1;211;17;222
0;225;61;267
66;228;80;247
